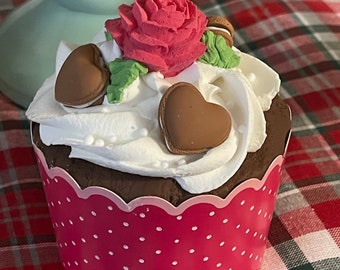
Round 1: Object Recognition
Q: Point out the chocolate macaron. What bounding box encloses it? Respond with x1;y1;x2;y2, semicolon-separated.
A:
55;43;110;108
207;16;235;47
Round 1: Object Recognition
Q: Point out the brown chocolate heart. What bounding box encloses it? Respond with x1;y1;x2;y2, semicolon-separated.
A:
159;82;232;154
55;43;109;108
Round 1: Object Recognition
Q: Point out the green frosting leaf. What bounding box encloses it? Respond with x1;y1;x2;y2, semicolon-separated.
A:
105;31;113;41
199;30;240;69
107;58;148;103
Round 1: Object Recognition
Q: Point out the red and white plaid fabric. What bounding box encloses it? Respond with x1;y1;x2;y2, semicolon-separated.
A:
1;0;339;269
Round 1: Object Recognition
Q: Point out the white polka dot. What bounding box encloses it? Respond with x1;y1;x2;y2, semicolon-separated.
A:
107;205;113;211
108;251;114;256
140;213;146;218
219;241;225;247
206;234;212;240
57;200;61;205
223;219;228;224
108;229;113;234
216;263;222;268
249;253;254;259
81;238;86;243
203;257;209;261
95;255;100;260
191;226;198;231
156;226;163;232
209;211;215;216
123;266;129;270
66;197;71;203
258;209;262;215
240;200;246;205
241;250;246;256
123;222;129;227
50;202;54;207
255;255;259;261
79;216;84;221
174;239;180;243
83;259;88;264
260;234;263;239
139;237;145;242
176;215;182;220
71;241;76;246
69;219;73;225
64;242;68;247
189;249;195;254
91;211;97;216
67;262;71;266
236;224;241;229
123;245;129;250
264;212;268;218
155;250;162;255
61;222;65;227
74;261;78;266
250;205;255;211
54;178;58;183
262;186;267;191
93;234;99;239
268;189;272;195
232;246;237;252
139;259;144;264
245;228;250;234
172;261;178;266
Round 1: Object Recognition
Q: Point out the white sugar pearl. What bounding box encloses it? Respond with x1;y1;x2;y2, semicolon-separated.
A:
206;235;212;240
247;72;256;82
219;241;225;247
139;213;146;218
107;205;113;211
93;234;99;239
91;211;97;216
240;200;246;206
203;257;209;261
123;222;129;227
139;237;145;242
232;246;237;251
94;139;105;147
209;211;215;216
138;128;148;137
155;250;162;255
95;255;100;260
176;215;182;221
174;239;180;243
156;227;163;232
191;226;198;231
139;259;144;264
108;251;114;256
238;125;247;133
84;135;94;145
123;245;129;250
172;261;178;266
189;249;195;254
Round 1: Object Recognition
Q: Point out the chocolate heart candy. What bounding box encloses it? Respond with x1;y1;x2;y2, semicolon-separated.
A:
159;82;232;154
207;16;235;47
55;43;109;108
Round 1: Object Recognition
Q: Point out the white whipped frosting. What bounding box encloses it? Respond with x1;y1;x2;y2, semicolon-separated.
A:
26;36;280;194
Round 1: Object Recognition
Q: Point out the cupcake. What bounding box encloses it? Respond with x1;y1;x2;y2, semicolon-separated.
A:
26;0;291;269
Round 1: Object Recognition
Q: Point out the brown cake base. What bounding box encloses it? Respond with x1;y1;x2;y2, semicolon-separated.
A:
32;96;291;206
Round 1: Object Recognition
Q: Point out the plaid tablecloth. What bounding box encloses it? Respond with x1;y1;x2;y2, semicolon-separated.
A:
1;0;339;269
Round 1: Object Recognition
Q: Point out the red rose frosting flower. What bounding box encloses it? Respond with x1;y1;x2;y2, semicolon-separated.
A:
105;0;207;77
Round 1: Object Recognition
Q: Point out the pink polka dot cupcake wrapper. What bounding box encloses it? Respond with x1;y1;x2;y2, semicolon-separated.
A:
33;144;285;270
